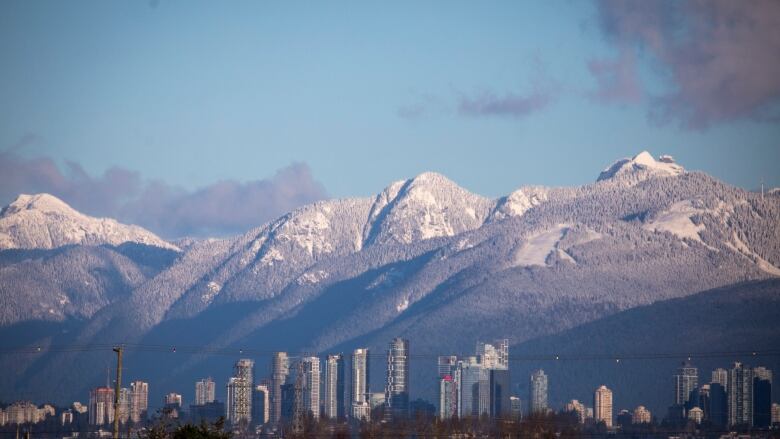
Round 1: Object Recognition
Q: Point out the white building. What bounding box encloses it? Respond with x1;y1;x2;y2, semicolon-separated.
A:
594;385;613;428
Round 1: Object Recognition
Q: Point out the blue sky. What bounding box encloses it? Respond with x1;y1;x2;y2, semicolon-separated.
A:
1;1;779;236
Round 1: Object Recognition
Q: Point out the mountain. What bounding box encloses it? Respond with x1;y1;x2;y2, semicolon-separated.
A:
0;152;778;408
510;279;780;416
0;194;177;251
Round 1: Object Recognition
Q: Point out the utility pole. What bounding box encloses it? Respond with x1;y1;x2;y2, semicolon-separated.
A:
113;346;123;439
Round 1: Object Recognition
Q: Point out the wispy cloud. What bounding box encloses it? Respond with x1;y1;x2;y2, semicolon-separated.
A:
0;149;328;239
458;90;552;118
592;0;780;129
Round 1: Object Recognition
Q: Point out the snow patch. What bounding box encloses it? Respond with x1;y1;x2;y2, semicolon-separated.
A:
200;281;222;304
396;298;409;313
729;233;780;277
643;201;704;242
512;225;567;267
296;270;329;285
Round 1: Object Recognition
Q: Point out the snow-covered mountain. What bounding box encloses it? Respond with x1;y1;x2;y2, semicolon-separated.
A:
0;194;177;251
1;151;778;406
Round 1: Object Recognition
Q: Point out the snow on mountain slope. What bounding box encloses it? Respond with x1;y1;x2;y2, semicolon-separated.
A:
363;172;495;245
598;151;684;184
0;194;177;251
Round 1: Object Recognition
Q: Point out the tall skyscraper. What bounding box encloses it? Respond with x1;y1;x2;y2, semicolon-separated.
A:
594;385;613;427
490;369;511;418
227;359;254;425
529;369;548;415
565;400;587;424
270;352;289;425
753;366;773;428
712;368;728;388
195;377;216;405
89;387;114;425
708;382;728;428
438;356;458;378
351;348;371;420
300;356;321;420
385;337;410;421
324;354;345;420
728;362;754;427
252;384;270;425
458;356;489;418
674;361;698;406
129;381;148;423
439;375;458;419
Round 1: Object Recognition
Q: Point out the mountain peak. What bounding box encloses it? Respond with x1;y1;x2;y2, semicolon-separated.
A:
0;193;178;251
597;151;685;183
2;193;78;217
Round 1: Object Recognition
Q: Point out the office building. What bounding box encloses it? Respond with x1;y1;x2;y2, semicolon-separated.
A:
490;369;511;418
771;403;780;425
709;382;728;427
252;384;270;425
712;368;728;388
129;381;148;423
324;354;345;420
385;337;410;420
227;359;254;425
476;339;509;370
594;385;613;428
675;361;698;407
270;352;289;425
301;356;321;419
439;374;457;419
438;355;458;378
458;356;489;417
89;387;114;425
529;369;548;415
510;397;522;420
351;348;371;421
753;366;772;428
688;406;703;424
195;377;216;405
728;362;754;427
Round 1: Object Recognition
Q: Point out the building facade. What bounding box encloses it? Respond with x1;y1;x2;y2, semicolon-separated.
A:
227;359;254;425
89;387;115;425
270;352;289;425
385;337;410;421
351;348;371;420
324;354;345;420
529;369;548;415
594;385;613;428
675;361;698;407
195;377;216;405
129;381;148;423
728;362;754;427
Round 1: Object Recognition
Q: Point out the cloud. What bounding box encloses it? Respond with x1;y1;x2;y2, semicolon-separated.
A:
0;150;328;239
592;0;780;128
458;90;552;118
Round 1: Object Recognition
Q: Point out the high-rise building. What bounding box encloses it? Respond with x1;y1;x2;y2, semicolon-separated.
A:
301;356;321;419
129;381;148;423
771;403;780;425
565;399;586;424
252;384;270;425
510;397;522;420
458;356;489;418
89;387;115;425
712;368;728;388
438;356;458;378
632;406;651;424
385;337;410;421
351;348;371;421
227;359;254;425
675;361;698;407
709;382;728;428
753;366;772;428
476;339;509;370
490;369;511;418
529;369;548;415
195;377;216;405
728;362;754;427
164;393;183;407
270;352;289;425
439;375;458;419
324;354;345;420
163;393;183;419
594;385;613;428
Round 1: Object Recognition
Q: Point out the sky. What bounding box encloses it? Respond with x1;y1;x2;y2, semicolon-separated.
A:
1;0;779;238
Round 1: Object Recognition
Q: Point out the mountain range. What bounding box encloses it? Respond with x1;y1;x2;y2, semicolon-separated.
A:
1;151;778;415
